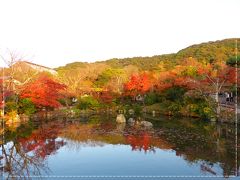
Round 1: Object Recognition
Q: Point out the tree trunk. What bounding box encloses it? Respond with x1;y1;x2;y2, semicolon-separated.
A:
215;92;220;115
215;81;221;121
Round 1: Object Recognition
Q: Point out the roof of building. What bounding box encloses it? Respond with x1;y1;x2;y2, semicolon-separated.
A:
22;61;55;71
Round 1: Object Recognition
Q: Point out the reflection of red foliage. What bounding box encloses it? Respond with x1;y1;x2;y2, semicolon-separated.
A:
126;132;152;152
20;74;66;108
18;123;66;159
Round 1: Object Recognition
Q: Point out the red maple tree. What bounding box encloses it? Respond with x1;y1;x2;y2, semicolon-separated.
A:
20;74;66;109
155;69;193;92
124;73;151;97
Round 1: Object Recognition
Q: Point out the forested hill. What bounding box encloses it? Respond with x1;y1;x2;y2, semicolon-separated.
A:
56;38;239;71
175;38;238;63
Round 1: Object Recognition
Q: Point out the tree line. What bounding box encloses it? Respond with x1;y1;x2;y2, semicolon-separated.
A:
0;38;239;122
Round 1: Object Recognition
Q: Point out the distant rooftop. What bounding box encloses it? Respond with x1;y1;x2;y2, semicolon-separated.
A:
22;61;55;70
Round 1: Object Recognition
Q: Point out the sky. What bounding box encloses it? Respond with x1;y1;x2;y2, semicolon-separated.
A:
0;0;239;68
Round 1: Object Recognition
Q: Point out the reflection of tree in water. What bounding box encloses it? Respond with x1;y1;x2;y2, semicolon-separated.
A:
125;132;155;153
60;117;239;177
18;124;66;159
89;117;239;177
200;162;217;175
2;121;66;179
152;119;239;177
1;142;48;179
2;117;239;178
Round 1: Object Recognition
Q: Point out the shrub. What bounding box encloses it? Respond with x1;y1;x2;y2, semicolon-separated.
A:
145;92;158;105
165;86;187;102
168;101;182;116
120;103;142;116
98;91;114;105
6;110;19;123
77;96;100;110
58;98;66;106
133;104;143;115
18;98;36;116
185;97;215;120
5;101;18;113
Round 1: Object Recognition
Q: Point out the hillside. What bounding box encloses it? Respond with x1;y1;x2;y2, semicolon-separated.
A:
2;38;238;93
56;38;239;71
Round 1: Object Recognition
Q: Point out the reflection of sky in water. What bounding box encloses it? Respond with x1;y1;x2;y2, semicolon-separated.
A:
44;141;223;176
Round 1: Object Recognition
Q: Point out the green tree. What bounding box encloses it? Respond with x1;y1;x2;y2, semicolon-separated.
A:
18;98;36;115
226;55;240;67
77;96;100;110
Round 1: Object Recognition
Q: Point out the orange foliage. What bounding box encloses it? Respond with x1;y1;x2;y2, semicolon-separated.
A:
98;91;114;104
124;73;151;97
20;74;66;108
155;58;236;93
197;61;235;84
155;70;192;91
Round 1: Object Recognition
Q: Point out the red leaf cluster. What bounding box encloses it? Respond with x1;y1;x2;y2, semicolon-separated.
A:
156;71;192;91
124;73;151;97
20;74;66;108
197;62;236;84
98;91;113;104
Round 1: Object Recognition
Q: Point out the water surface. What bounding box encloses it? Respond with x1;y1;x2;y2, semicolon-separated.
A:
2;114;239;179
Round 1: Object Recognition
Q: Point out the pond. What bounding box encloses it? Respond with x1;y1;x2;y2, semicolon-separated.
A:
1;114;239;179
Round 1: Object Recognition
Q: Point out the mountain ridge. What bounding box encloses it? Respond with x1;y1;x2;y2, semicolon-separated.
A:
56;38;239;71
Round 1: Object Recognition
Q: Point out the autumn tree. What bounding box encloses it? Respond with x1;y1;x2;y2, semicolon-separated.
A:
226;55;240;67
155;65;192;91
0;51;39;93
124;73;151;99
153;57;236;118
95;68;126;94
0;51;40;116
20;74;66;109
173;58;236;117
97;91;114;105
196;61;235;116
57;63;108;96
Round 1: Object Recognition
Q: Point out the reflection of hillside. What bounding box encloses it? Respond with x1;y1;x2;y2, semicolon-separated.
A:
60;123;173;153
60;124;126;146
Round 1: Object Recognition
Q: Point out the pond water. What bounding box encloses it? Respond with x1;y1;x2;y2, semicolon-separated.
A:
1;114;239;179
